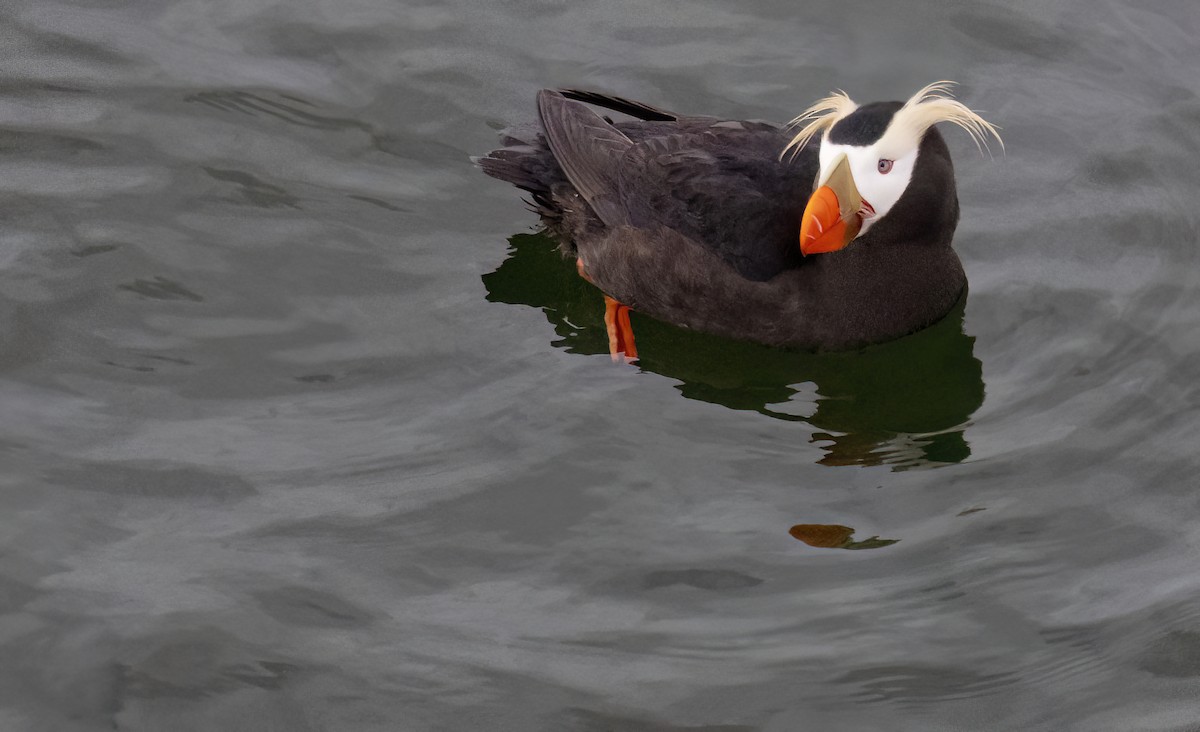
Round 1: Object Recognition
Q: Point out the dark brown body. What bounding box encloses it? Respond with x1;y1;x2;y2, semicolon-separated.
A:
478;90;966;351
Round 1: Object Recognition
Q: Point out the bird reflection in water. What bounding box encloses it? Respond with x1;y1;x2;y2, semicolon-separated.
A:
483;232;985;470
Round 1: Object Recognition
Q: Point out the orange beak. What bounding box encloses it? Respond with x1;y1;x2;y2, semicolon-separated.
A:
799;154;863;256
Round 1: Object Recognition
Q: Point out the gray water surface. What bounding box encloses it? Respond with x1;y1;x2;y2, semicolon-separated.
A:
2;1;1200;730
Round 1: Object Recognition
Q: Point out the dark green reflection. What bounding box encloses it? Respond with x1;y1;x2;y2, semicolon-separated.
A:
483;232;985;468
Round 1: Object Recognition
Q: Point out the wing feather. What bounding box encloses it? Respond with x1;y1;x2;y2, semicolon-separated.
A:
536;90;633;227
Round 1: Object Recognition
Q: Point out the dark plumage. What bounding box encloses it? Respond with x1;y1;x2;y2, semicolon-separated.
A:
478;89;972;351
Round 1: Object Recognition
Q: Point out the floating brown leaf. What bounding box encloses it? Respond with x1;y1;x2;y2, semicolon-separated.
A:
789;524;855;548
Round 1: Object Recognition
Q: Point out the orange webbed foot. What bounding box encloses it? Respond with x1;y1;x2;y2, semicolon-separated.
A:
604;295;638;364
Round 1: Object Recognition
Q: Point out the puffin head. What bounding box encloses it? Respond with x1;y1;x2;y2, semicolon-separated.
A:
783;82;1002;256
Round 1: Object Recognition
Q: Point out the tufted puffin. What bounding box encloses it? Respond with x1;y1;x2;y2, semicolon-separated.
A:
477;82;1001;359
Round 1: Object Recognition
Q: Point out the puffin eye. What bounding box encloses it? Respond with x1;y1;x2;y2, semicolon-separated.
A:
877;159;894;174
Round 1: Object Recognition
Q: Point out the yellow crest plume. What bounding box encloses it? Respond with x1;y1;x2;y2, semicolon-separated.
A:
780;90;858;160
782;81;1003;160
881;81;1004;155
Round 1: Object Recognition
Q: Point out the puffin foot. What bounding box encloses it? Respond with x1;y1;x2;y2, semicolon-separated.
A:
604;295;638;364
576;257;593;284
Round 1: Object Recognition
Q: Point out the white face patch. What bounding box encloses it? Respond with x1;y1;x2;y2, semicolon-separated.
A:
817;136;918;237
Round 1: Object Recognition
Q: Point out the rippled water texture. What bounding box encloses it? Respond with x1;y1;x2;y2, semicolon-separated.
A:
2;1;1200;730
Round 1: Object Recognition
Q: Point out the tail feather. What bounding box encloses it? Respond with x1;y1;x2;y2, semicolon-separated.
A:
476;143;565;195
